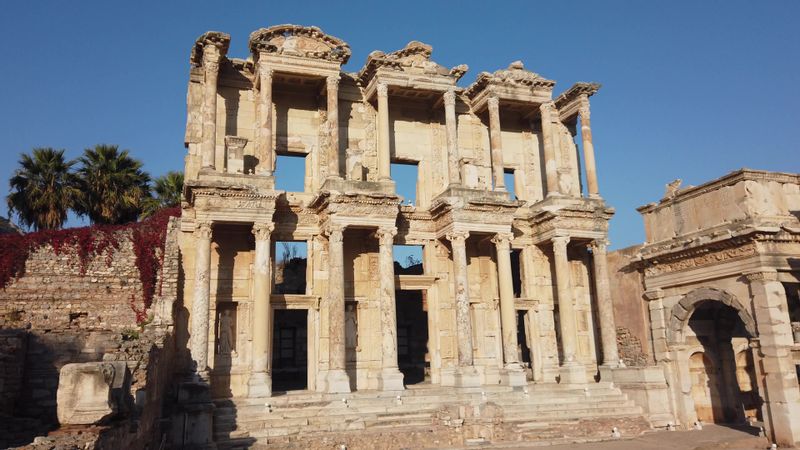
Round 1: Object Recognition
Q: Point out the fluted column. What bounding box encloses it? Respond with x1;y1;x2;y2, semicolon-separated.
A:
744;270;800;446
255;64;274;175
447;231;474;367
493;233;526;386
552;235;585;383
191;221;213;379
326;223;351;392
579;96;599;197
376;226;405;390
377;82;391;181
327;76;341;179
201;46;221;170
590;239;620;367
249;222;274;397
539;102;560;196
444;89;461;186
487;96;506;191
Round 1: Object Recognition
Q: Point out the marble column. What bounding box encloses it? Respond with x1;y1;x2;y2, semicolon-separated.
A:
326;223;351;393
446;231;480;386
539;102;560;196
493;232;526;385
579;96;599;197
190;221;213;379
377;82;391;181
201;46;221;170
744;270;800;446
552;235;586;383
444;89;461;187
255;64;274;175
376;226;405;390
487;96;506;191
590;240;620;367
249;222;273;397
327;75;341;179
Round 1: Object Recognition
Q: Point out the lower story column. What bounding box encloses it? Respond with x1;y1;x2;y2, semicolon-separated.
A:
248;222;273;397
493;232;526;386
376;226;405;390
326;223;351;393
446;231;480;387
552;234;586;384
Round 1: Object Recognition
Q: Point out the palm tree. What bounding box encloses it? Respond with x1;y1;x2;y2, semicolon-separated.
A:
6;148;79;230
143;171;184;217
74;144;151;225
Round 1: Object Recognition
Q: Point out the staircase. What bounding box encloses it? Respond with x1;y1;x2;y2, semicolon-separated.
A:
212;382;650;449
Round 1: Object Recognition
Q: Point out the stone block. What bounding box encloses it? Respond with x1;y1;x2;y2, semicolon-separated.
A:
57;361;129;425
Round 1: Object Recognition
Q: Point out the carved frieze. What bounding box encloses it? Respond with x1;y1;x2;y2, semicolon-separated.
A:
643;241;758;276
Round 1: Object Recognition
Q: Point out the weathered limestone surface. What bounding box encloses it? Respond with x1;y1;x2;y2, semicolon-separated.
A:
57;361;129;425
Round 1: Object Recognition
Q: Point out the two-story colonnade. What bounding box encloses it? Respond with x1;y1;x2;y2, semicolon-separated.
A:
179;24;622;398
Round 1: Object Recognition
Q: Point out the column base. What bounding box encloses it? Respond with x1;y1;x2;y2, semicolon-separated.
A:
559;362;587;385
378;368;405;391
502;364;528;387
441;366;481;387
247;371;272;398
326;369;352;393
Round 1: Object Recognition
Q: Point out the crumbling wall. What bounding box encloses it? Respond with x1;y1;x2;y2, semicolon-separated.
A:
607;245;652;366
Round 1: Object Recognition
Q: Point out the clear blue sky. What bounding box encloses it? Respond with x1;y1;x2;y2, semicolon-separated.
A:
2;1;798;249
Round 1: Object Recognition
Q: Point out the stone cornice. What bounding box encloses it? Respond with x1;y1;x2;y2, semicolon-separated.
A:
554;82;601;111
248;24;351;64
464;61;555;100
190;31;231;67
356;41;468;88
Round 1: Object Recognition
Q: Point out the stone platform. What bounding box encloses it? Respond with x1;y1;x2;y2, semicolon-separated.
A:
212;382;650;449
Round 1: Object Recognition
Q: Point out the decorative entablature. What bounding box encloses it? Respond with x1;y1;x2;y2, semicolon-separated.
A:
554;82;601;122
464;61;555;114
397;207;437;242
248;24;349;81
182;177;280;228
526;197;613;244
429;196;520;239
357;41;468;101
308;190;401;230
271;199;322;240
190;31;231;68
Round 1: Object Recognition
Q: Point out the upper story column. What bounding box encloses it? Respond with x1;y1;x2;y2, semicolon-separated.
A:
487;96;506;191
579;96;599;197
539;102;560;196
190;221;213;379
201;45;222;170
377;82;391;181
255;63;274;175
444;89;461;187
327;75;341;179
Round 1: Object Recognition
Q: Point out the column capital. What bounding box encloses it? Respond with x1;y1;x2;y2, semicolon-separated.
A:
552;234;570;249
445;230;469;244
257;62;273;79
487;95;500;111
491;232;514;247
377;82;389;98
325;223;346;241
443;89;457;107
326;75;340;89
374;226;397;242
251;222;274;241
195;221;213;239
589;239;609;254
744;269;778;283
643;288;665;301
202;44;222;65
539;101;555;115
578;95;591;119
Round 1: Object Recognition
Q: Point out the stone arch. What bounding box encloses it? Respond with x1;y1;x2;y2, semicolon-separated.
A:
667;287;757;345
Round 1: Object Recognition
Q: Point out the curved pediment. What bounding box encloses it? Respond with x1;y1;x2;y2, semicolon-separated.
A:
248;24;350;64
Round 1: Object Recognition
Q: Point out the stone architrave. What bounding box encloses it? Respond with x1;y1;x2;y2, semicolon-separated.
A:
375;226;405;390
327;76;341;179
579;96;599;197
590;239;620;367
201;45;221;170
249;222;274;397
552;235;586;383
191;221;213;379
493;232;526;386
326;223;351;393
255;65;274;175
539;102;560;196
444;89;461;186
377;82;391;181
487;96;506;191
745;270;800;446
57;362;129;425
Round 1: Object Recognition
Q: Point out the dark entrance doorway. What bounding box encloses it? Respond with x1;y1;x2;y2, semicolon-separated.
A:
396;290;428;385
271;309;308;392
517;310;532;376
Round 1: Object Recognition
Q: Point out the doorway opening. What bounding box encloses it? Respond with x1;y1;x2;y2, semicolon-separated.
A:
517;310;533;378
271;309;308;392
396;290;429;385
686;300;759;424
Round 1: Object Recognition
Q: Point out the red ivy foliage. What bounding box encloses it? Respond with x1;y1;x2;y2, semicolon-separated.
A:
0;207;180;324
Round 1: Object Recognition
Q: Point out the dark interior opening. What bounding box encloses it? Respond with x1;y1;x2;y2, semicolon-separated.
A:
271;309;308;392
511;249;522;297
396;290;428;385
517;310;532;368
